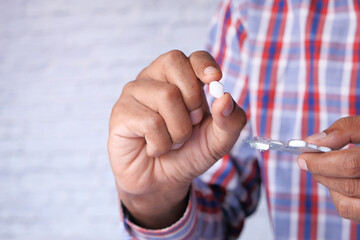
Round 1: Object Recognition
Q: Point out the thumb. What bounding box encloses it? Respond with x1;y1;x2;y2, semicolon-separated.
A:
306;116;360;149
206;93;247;159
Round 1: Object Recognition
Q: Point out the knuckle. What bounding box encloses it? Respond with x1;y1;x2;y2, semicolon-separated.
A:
163;50;187;64
172;125;192;143
194;50;211;56
344;156;360;177
122;80;137;95
110;102;119;116
109;101;123;124
109;107;119;129
110;96;131;118
186;91;203;109
145;114;165;132
344;116;357;126
336;196;348;217
311;161;322;175
337;198;355;220
334;116;352;128
158;84;182;103
343;179;357;196
209;144;229;161
189;50;209;60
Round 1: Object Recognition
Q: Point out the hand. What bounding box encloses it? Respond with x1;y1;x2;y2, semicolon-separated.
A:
108;50;246;228
298;116;360;222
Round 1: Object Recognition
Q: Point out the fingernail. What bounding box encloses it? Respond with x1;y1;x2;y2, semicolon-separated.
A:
307;132;327;141
298;158;308;171
172;142;184;150
190;108;203;125
222;97;234;117
204;66;219;75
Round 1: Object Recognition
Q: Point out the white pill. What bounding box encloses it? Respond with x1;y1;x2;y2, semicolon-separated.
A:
209;81;224;98
317;146;331;152
250;142;270;152
288;139;307;148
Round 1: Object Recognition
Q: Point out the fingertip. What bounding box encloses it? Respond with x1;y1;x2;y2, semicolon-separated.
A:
209;92;233;117
201;66;222;84
221;94;234;117
306;132;327;143
297;157;308;171
203;65;222;77
217;93;246;121
204;66;220;75
306;128;347;150
211;93;230;116
307;116;360;149
189;51;222;84
190;107;203;125
211;93;246;129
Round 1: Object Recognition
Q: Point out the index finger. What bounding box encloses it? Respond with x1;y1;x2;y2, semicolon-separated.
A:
306;116;360;150
137;50;222;113
299;146;360;178
188;50;223;85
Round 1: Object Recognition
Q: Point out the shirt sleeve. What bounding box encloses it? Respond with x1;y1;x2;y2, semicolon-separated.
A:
119;0;261;239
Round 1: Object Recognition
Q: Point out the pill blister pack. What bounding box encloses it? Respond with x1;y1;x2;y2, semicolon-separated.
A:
244;136;332;155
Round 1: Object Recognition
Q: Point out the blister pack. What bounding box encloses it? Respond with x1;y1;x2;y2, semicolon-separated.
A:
244;136;331;155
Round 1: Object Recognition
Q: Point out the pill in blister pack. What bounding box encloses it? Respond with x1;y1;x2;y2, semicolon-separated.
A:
244;136;332;155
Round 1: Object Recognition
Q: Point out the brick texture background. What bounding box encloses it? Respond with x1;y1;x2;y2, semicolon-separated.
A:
0;0;271;239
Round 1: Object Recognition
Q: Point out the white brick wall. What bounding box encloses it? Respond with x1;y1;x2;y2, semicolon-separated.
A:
0;0;271;239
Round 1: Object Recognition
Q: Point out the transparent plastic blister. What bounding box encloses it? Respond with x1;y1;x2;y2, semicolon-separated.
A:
244;136;331;155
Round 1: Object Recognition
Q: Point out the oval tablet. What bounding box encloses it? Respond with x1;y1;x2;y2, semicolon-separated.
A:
209;81;224;98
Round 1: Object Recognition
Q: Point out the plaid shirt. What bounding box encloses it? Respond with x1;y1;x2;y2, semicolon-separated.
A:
120;0;360;239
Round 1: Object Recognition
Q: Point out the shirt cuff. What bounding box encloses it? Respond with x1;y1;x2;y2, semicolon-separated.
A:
120;187;197;240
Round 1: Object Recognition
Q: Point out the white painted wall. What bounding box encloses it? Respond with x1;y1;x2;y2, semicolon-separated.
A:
0;0;271;239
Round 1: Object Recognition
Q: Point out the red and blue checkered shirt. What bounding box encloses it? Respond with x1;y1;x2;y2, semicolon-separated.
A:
120;0;360;239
